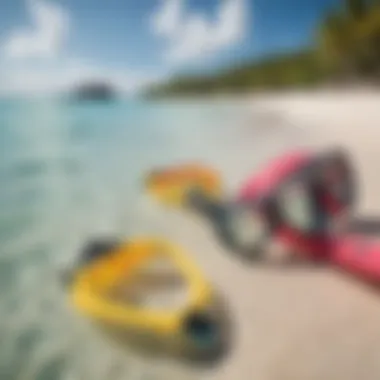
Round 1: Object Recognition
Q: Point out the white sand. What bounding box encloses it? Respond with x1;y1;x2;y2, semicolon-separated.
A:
146;90;380;380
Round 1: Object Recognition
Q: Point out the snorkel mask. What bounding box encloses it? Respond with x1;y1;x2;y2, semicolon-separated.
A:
233;148;356;261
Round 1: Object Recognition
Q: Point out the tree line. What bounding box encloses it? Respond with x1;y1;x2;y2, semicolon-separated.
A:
146;0;380;96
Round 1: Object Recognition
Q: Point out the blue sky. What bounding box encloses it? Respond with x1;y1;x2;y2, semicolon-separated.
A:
0;0;340;94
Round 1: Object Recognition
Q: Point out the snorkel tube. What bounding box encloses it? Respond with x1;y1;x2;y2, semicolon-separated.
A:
144;165;269;260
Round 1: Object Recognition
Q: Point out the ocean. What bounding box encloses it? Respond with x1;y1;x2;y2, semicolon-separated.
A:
0;98;254;380
0;98;313;380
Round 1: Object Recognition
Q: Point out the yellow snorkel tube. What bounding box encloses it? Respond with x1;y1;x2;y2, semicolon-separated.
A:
144;163;223;209
65;238;229;361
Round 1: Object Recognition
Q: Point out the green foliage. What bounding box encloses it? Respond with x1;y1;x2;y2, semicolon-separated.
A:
146;0;380;96
316;0;380;78
346;0;369;19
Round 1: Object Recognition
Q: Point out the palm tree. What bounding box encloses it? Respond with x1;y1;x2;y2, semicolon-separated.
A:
317;11;350;75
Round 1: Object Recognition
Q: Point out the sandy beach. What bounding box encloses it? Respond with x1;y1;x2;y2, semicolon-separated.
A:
146;90;380;380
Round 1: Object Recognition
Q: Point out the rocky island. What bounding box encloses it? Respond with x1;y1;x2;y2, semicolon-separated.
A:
70;81;117;102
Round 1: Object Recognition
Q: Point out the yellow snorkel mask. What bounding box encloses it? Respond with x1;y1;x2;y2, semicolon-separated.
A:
64;237;230;362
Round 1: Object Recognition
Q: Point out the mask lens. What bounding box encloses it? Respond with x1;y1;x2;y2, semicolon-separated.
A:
226;205;266;251
277;182;315;231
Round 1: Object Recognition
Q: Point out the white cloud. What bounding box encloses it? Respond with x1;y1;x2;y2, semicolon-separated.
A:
151;0;247;64
0;0;162;96
151;0;183;39
2;0;69;59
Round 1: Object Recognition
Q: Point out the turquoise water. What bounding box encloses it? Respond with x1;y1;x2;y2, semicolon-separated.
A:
0;98;250;380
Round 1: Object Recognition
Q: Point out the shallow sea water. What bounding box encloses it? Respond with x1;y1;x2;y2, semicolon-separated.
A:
0;98;311;380
0;98;248;380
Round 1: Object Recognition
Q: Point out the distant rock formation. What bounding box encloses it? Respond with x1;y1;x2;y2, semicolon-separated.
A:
71;82;117;101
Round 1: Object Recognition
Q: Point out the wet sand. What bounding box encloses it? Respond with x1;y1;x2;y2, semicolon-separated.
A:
145;90;380;380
